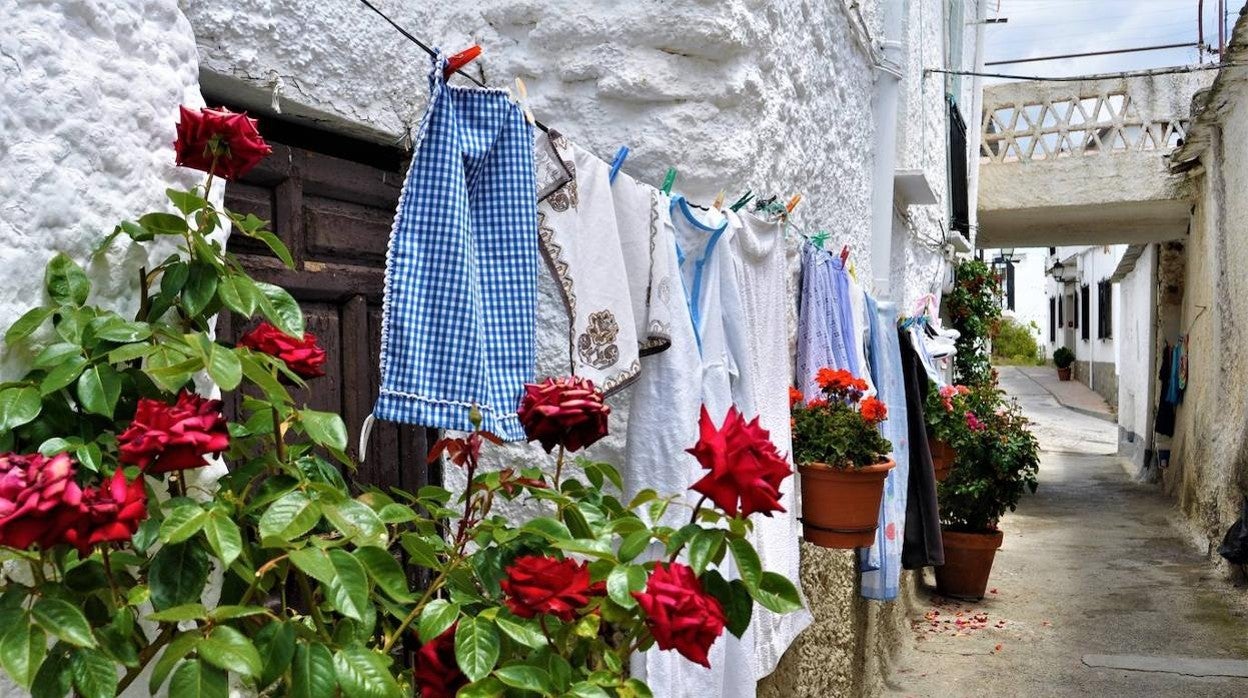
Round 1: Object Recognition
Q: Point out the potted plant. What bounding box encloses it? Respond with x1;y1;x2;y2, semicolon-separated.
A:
791;369;894;548
924;383;971;482
1053;346;1075;381
935;385;1040;599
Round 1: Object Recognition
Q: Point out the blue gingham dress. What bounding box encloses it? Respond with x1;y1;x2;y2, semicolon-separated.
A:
375;54;538;441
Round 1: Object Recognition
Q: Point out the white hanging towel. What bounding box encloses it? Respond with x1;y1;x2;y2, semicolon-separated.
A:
533;131;641;394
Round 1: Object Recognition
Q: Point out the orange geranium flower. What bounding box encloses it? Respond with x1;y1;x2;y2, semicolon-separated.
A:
789;386;804;407
859;396;888;423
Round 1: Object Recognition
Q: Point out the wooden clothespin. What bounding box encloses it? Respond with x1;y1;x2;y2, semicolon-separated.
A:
785;194;803;214
729;190;753;212
609;146;630;184
711;190;726;210
660;168;678;195
514;77;536;125
445;45;482;79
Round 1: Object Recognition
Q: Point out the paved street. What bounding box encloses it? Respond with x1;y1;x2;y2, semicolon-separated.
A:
885;367;1248;697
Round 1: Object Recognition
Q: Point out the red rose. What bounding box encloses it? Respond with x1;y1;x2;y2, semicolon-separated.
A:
414;625;467;698
237;322;327;379
500;555;601;622
687;406;792;518
518;377;610;453
174;106;271;180
117;391;230;473
859;396;888;424
0;453;84;550
633;563;726;668
62;469;147;553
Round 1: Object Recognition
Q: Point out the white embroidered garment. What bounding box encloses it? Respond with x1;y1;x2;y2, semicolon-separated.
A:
533;132;640;394
725;209;813;680
612;172;678;356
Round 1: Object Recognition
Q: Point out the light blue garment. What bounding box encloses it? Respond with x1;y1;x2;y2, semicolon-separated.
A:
859;300;911;600
796;243;854;397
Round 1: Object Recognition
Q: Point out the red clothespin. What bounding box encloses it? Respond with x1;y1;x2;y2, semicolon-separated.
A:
840;245;851;265
445;45;482;79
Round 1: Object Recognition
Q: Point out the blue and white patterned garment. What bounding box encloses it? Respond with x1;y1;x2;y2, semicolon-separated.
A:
375;54;538;441
859;299;911;600
795;242;855;399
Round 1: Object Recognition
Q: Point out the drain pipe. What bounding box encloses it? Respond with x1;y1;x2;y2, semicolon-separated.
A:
869;0;905;299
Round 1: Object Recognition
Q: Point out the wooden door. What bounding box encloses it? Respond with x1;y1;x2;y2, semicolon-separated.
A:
215;116;435;493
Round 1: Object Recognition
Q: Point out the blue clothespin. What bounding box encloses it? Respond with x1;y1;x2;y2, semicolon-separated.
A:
608;146;629;184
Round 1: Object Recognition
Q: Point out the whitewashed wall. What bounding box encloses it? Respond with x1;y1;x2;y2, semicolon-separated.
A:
1116;243;1157;469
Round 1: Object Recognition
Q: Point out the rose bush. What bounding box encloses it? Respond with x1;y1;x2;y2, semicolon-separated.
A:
0;106;799;697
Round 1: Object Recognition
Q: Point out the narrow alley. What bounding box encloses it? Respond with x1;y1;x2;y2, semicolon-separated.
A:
886;367;1248;697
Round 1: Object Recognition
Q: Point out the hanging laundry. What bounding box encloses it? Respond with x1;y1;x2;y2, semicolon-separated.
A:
1156;341;1177;436
532;131;641;394
859;298;912;599
375;53;538;441
899;329;945;570
611;172;678;357
725;207;813;678
796;242;856;398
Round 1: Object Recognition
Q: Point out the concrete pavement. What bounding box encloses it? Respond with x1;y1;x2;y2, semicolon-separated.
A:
883;366;1248;697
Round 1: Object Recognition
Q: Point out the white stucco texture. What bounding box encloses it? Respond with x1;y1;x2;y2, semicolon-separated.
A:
0;0;209;379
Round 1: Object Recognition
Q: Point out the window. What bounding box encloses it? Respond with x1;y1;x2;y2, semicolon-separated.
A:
1098;280;1114;339
948;98;970;236
1080;284;1091;341
1049;297;1057;342
1058;293;1064;326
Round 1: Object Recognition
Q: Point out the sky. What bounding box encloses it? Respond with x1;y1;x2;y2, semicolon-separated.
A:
982;0;1247;81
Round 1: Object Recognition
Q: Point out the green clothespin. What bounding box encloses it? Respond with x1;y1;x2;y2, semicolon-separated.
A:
809;230;830;249
729;190;754;212
660;168;677;195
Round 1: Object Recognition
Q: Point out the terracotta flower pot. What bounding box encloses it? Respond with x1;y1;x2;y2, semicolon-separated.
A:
1056;366;1072;381
935;528;1004;600
929;438;955;482
798;459;895;549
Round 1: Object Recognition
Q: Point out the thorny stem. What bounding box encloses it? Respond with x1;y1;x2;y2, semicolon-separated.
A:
553;445;566;490
100;547;122;605
381;565;453;653
116;625;176;694
296;572;332;642
539;616;555;647
272;400;288;464
669;496;708;563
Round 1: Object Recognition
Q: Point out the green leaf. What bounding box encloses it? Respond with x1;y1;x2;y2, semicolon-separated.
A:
568;681;613;698
333;647;403;698
182;262;219;318
168;658;228;698
751;571;804;614
255;622;295;688
0;621;46;689
198;625;262;678
208;605;269;621
520;517;572;541
149;541;210;610
300;409;348;452
75;363;121;418
326;549;370;622
69;648;117;698
494;616;547;649
291;643;337;698
259;492;321;544
150;633;201;693
495;664;552;694
607;564;647;609
354;546;413;602
32;342;82;368
145;604;208;623
323;501;387;549
552;538;615;559
94;319;151;343
32;599;95;648
728;537;763;591
31;646;72;698
37;437;77;457
217;275;257;317
563;505;593;539
252;230;295;269
159;505;208;545
73;442;103;472
417;599;461;644
399;534;443;570
253;281;304;338
5;307;54;345
202;341;242;391
618;529;652;563
0;386;42;431
140;211;190;236
700;571;753;639
145;357;199;394
160;261;190;297
39;355;87;395
45;253;90;306
239;352;292;404
289;547;336;585
454;617;500;683
203;512;243;567
688;529;726;576
167;189;208;215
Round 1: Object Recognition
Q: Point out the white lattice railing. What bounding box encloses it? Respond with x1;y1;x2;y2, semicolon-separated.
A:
981;85;1191;164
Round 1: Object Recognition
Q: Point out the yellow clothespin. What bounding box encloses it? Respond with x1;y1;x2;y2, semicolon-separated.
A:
785;194;803;214
712;190;726;210
514;77;536;125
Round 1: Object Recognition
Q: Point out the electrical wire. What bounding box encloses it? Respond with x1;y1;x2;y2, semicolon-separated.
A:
926;61;1234;82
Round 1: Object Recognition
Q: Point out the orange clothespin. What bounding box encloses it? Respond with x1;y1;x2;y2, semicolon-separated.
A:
786;194;803;214
712;190;726;210
514;77;536;125
445;45;482;79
